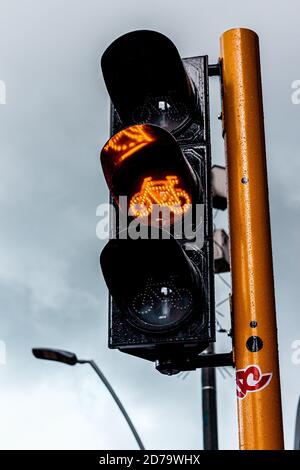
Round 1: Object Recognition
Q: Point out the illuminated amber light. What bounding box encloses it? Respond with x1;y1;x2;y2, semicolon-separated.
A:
130;176;191;218
103;125;154;165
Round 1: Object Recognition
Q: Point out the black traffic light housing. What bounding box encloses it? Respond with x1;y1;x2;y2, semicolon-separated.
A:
100;30;216;374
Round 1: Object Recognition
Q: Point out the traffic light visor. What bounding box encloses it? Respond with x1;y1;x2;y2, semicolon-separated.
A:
101;30;196;134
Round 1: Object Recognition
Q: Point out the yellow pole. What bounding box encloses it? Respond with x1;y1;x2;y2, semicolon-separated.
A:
220;28;284;450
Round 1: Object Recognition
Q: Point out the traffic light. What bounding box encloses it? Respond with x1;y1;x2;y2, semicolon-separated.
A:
99;30;215;374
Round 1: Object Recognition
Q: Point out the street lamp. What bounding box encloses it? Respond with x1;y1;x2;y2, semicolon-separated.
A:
32;348;145;450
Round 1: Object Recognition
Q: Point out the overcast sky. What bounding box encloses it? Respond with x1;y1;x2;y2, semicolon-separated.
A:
0;0;299;450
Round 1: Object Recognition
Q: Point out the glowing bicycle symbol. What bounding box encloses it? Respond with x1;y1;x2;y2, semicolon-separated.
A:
129;175;191;218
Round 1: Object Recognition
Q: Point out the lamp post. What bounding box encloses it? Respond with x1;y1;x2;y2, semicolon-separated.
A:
32;348;145;450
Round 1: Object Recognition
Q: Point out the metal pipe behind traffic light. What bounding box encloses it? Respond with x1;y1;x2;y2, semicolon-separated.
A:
220;28;284;449
201;344;218;450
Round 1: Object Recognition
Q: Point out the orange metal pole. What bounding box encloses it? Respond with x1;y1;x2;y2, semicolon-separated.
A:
220;28;284;450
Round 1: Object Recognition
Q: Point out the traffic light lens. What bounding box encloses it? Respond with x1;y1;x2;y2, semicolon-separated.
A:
132;96;190;134
100;238;204;334
101;124;199;227
131;278;193;328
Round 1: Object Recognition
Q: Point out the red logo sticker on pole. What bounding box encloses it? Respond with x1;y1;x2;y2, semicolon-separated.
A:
236;365;272;399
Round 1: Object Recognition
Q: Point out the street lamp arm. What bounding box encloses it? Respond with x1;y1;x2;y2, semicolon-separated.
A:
78;359;145;451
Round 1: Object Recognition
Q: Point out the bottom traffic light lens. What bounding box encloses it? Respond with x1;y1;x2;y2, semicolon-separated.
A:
100;238;203;333
131;277;193;328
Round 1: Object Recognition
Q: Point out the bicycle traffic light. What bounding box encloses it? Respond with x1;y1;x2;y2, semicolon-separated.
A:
100;123;199;226
99;30;215;374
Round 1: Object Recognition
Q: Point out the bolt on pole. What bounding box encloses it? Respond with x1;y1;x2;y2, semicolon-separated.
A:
220;28;284;450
